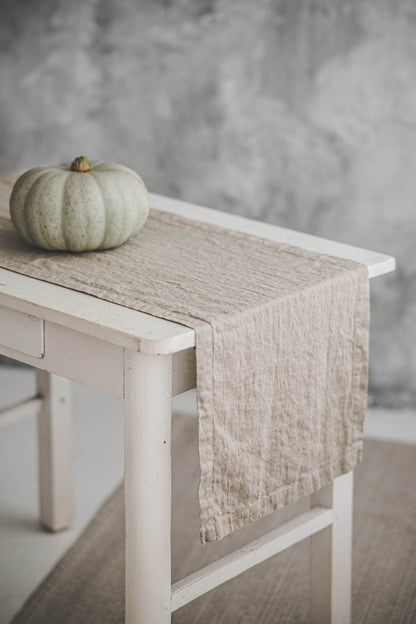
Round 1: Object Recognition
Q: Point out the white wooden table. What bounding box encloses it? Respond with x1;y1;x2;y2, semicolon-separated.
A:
0;192;395;624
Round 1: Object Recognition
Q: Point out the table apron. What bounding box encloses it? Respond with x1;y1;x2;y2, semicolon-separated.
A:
0;316;196;398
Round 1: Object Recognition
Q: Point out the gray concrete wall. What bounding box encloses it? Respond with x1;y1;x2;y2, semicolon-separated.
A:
1;0;415;406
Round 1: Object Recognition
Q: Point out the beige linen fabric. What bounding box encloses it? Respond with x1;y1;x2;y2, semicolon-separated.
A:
0;174;369;543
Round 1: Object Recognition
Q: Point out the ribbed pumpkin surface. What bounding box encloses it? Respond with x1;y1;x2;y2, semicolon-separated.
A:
9;160;149;252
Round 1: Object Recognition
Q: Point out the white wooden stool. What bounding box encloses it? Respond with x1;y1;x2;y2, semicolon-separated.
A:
0;192;394;623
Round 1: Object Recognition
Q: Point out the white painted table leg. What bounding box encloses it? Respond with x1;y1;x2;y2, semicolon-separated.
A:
124;350;172;624
36;371;73;531
310;471;353;624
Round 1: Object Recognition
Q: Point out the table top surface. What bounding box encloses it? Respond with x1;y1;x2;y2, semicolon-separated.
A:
0;176;395;354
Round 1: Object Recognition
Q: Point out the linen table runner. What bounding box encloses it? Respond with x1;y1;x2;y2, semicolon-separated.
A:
0;175;369;543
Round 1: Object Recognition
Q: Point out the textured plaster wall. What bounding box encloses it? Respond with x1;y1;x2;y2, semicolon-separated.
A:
1;0;415;406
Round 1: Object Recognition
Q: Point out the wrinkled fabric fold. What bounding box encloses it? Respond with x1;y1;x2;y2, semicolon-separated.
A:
0;176;369;543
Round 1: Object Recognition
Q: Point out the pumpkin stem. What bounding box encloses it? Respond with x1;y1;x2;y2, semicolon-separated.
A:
71;156;90;172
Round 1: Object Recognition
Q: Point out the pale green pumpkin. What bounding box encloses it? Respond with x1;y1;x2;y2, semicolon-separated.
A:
9;156;150;252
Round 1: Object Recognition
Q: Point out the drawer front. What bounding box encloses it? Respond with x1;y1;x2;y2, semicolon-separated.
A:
0;305;44;358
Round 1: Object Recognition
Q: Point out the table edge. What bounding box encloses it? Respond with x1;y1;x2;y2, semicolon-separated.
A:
0;188;396;354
